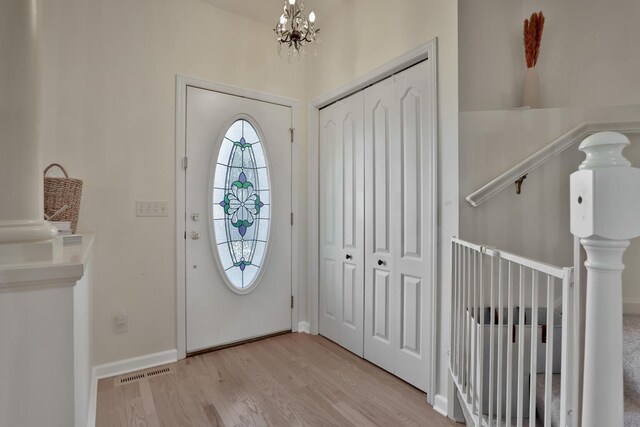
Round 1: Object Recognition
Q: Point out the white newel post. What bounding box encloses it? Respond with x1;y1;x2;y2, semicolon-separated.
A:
570;132;640;427
0;0;57;251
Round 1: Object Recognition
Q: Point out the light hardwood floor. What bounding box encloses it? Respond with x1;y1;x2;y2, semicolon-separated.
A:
96;333;458;426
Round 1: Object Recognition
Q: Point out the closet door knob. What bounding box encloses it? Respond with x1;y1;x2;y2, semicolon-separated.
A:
345;254;352;260
377;260;385;266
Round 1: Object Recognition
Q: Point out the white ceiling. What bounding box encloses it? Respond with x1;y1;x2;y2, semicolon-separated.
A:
199;0;347;26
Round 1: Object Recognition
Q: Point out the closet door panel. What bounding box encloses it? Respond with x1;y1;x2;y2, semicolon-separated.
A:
373;270;391;341
373;102;390;254
342;113;356;249
399;89;422;259
392;60;433;392
319;92;364;357
319;104;340;344
337;92;365;356
342;263;357;326
364;77;395;371
400;274;422;354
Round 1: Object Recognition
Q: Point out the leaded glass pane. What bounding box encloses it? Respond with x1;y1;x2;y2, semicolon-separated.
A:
212;119;271;291
243;122;259;145
252;142;267;168
225;121;243;144
214;164;228;188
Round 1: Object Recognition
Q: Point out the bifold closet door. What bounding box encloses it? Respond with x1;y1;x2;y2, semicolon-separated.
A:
319;91;365;357
364;60;434;392
363;76;396;372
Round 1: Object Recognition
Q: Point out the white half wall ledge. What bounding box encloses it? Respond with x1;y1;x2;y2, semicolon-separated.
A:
0;234;95;291
466;120;640;207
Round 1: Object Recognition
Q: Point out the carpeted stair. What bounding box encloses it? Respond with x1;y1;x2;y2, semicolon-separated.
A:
535;315;640;426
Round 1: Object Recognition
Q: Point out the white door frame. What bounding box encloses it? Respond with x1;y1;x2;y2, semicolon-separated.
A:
308;39;438;402
176;75;300;360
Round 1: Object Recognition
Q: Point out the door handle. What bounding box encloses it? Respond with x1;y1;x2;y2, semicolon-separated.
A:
345;254;352;260
190;231;201;240
377;260;385;266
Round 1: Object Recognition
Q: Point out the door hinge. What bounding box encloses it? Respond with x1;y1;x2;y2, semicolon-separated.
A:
290;128;294;143
182;156;188;169
291;295;294;309
184;231;186;239
291;212;294;226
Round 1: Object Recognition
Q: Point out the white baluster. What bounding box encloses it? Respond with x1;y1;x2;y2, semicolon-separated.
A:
496;258;505;425
517;266;525;427
505;262;514;424
570;131;640;427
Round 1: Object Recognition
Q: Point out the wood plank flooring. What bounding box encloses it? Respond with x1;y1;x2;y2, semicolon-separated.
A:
96;333;458;427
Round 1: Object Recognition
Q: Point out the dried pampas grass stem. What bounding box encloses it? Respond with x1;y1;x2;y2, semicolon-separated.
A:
524;11;545;68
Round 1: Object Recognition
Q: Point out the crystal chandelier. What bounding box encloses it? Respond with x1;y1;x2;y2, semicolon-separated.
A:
274;0;320;57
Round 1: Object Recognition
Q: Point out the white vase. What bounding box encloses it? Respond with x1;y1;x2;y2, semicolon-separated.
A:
522;67;540;108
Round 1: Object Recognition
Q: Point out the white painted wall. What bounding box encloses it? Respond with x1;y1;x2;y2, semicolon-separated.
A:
42;0;459;413
41;0;307;365
459;105;640;306
460;0;640;111
459;0;640;311
307;0;459;408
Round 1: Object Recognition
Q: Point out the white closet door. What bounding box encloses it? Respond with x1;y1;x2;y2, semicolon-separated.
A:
391;60;434;391
364;60;434;392
319;92;365;356
364;76;396;372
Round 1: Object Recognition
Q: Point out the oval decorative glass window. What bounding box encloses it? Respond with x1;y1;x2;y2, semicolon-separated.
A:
212;118;271;292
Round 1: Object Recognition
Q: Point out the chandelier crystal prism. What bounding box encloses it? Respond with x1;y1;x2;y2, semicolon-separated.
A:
274;0;320;57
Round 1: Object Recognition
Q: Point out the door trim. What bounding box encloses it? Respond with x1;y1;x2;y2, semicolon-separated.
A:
176;75;300;360
308;39;438;402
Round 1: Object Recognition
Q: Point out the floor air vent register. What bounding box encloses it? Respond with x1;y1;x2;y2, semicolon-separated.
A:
116;366;172;386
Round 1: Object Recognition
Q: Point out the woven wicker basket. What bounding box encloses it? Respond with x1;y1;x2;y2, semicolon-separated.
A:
44;163;83;234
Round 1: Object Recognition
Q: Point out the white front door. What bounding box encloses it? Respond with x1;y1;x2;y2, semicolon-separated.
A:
185;86;292;353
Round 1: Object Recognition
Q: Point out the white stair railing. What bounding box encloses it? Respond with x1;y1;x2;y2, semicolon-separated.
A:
450;238;576;427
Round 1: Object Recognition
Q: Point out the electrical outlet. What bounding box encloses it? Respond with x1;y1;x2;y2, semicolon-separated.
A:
114;310;128;334
136;200;169;217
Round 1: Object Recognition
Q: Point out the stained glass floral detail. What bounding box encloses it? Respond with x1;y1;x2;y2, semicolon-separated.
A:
212;119;270;290
219;171;264;238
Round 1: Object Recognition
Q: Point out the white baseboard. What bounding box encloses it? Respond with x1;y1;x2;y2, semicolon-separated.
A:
433;394;448;417
297;321;310;334
93;349;178;379
624;298;640;314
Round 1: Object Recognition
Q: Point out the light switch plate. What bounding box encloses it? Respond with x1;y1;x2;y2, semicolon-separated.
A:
114;310;128;334
136;200;169;217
